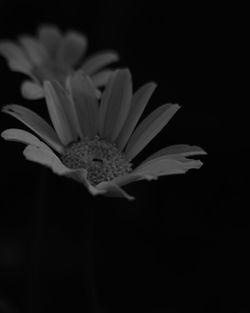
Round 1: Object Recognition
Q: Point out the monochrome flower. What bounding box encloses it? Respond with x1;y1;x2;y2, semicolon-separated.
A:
0;25;118;99
1;69;206;200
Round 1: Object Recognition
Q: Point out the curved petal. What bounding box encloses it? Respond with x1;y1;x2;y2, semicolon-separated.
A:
141;144;207;164
125;103;181;160
58;31;88;67
69;71;99;139
111;172;143;187
99;69;133;142
117;82;157;150
44;81;75;145
1;128;52;151
38;25;63;58
96;181;135;200
0;41;32;74
91;70;113;87
23;143;107;197
82;51;119;75
19;36;48;65
21;80;44;99
134;157;204;179
2;105;63;153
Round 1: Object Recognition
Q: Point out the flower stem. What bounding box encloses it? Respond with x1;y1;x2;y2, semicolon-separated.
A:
27;168;47;313
84;206;103;313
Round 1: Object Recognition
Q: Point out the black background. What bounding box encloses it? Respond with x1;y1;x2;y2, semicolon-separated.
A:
0;1;248;313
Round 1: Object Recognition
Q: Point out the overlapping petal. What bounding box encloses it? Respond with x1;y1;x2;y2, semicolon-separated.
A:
96;181;135;200
82;51;119;75
2;105;63;153
141;144;207;164
19;36;48;65
37;25;63;58
117;82;157;150
134;156;203;179
58;32;88;67
1;128;53;151
0;41;32;74
125;103;181;160
21;80;44;99
99;69;132;141
91;70;113;87
69;71;99;139
44;81;75;145
0;26;119;101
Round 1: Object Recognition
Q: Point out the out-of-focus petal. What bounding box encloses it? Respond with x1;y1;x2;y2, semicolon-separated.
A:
38;25;62;58
19;36;48;65
125;103;180;160
69;71;99;139
44;81;75;145
2;105;63;153
91;70;113;87
21;80;44;99
82;51;119;75
117;82;157;150
99;69;132;142
58;32;88;67
0;41;32;74
96;181;135;200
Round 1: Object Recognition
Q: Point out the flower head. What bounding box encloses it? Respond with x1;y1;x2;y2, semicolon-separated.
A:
0;25;119;99
1;69;206;200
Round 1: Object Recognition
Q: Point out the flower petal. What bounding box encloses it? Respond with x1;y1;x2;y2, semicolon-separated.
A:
44;80;75;145
0;41;32;74
23;144;106;197
91;70;113;87
82;51;119;75
2;105;63;153
117;82;157;150
58;31;88;67
125;103;181;160
99;69;133;142
111;172;143;187
48;80;79;141
1;128;52;151
96;181;135;200
19;36;48;65
38;25;63;58
141;144;207;164
134;156;204;178
69;71;99;139
21;80;44;99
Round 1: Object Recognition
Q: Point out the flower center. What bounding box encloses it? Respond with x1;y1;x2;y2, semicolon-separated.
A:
61;136;133;186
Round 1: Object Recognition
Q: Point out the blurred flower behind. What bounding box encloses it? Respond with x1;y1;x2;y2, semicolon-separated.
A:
0;25;119;99
1;69;206;200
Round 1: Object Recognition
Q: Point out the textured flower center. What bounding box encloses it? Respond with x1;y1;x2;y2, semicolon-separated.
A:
61;136;133;186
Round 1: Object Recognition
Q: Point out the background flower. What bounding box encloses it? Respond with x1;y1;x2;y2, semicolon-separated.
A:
1;69;206;200
0;24;119;99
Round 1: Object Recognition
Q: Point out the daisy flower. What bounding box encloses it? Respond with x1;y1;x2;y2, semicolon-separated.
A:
1;69;206;200
0;25;119;99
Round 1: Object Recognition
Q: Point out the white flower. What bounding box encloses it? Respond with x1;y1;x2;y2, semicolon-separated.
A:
1;69;206;200
0;25;119;99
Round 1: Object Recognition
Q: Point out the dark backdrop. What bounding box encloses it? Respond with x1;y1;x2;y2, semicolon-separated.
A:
0;1;248;313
